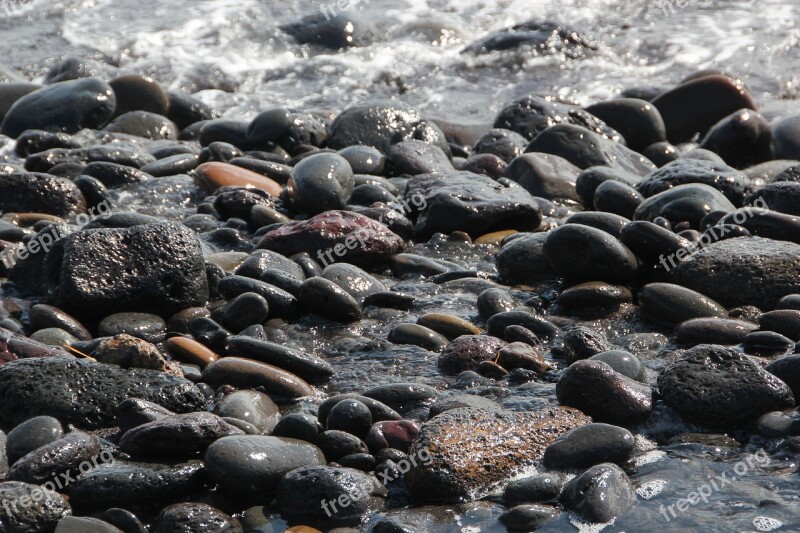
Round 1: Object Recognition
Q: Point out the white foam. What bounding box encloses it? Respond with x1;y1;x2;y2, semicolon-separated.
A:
753;517;783;532
636;479;668;499
569;514;616;533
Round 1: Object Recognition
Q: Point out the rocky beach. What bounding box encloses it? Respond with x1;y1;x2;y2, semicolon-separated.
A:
0;0;800;531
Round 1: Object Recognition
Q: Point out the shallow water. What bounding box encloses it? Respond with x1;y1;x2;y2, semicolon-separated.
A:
3;0;800;530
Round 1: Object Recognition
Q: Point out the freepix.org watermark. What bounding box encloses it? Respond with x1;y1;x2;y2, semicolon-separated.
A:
657;197;768;272
0;200;113;270
1;450;115;516
320;446;433;517
659;449;770;522
315;192;427;267
319;0;370;21
0;0;30;17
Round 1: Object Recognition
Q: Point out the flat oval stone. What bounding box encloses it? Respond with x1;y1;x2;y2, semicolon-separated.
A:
634;183;735;227
487;310;559;339
388;323;449;351
318;395;401;427
214;390;280;434
204;435;325;495
320;263;386;303
201;357;314;399
166;336;219;368
638;282;726;325
119;411;243;457
588;350;646;382
98;312;167;343
6;416;64;464
7;431;100;485
619;220;690;265
28;304;91;341
416;313;480;340
675;317;758;345
195;162;283;196
225;336;334;383
557;282;632;310
760;310;800;341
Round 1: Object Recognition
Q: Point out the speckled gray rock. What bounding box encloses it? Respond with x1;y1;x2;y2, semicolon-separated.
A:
0;481;71;533
0;356;206;430
152;503;242;533
7;431;101;485
120;412;243;457
658;344;795;428
212;390;280;434
0;172;86;217
406;407;590;500
43;222;208;320
672;237;800;310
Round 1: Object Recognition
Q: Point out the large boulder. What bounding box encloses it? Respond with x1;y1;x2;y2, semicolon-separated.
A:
0;78;116;137
405;406;590;500
671;236;800;310
0;356;207;430
43;222;208;319
658;344;795;428
405;171;542;240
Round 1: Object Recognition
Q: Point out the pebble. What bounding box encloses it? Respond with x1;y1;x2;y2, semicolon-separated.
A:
116;399;174;432
584;97;667;152
634;183;735;227
317;429;369;461
651;74;756;143
496;342;550;374
104;110;178;140
593;179;644;219
299;277;362;323
257;210;405;270
165;336;219;368
55;516;124;533
755;408;800;438
338;145;386;174
1;78;116;137
416;313;480;340
289;153;354;214
327;398;373;437
318;395;401;426
493;94;618;141
700;108;772;168
561;326;615;364
474;128;528;163
557;360;653;425
499;505;559;531
619;219;690;265
7;431;100;485
45;221;208;321
29;328;77;347
556;282;632;312
152;503;242;533
658;344;795;428
504;472;569;504
504;152;582;202
496;233;555;284
638;282;726;324
280;11;377;48
98;312;167;343
273;413;323;443
543;423;636;469
388;323;449;351
217;292;270;332
405;171;541;240
363;383;439;414
760;309;800;340
109;74;169;118
438;335;506;373
363;291;416;310
765;355;800;399
226;336;334;383
217;275;302;320
561;463;636;522
320;263;386;303
119;412;243;456
214;389;280;434
636;158;752;206
486;310;559;339
92;334;179;374
194;161;283;196
5;415;64;464
588;350;646;382
565;211;630;239
543;224;638;283
276;466;386;525
388;139;453;175
0;172;86;217
526;123;655;176
202;357;314;399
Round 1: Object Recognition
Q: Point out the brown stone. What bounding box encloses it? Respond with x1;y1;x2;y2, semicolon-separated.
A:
496;342;551;374
406;407;591;500
195;162;283;196
166;336;219;368
93;334;182;376
417;313;481;340
201;357;314;399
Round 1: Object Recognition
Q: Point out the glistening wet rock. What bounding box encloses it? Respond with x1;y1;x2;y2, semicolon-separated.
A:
658;344;795;428
1;78;116;137
152;503;242;533
0;356;206;430
556;360;653;425
542;423;635;469
256;211;405;270
543;224;638;284
43;222;208;320
0;172;87;217
405;171;542;240
0;481;71;532
635;158;752;206
405;407;590;500
671;236;800;310
119;412;243;457
561;463;636;522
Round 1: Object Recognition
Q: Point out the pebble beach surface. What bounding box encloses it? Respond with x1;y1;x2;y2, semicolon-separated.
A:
1;1;800;532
